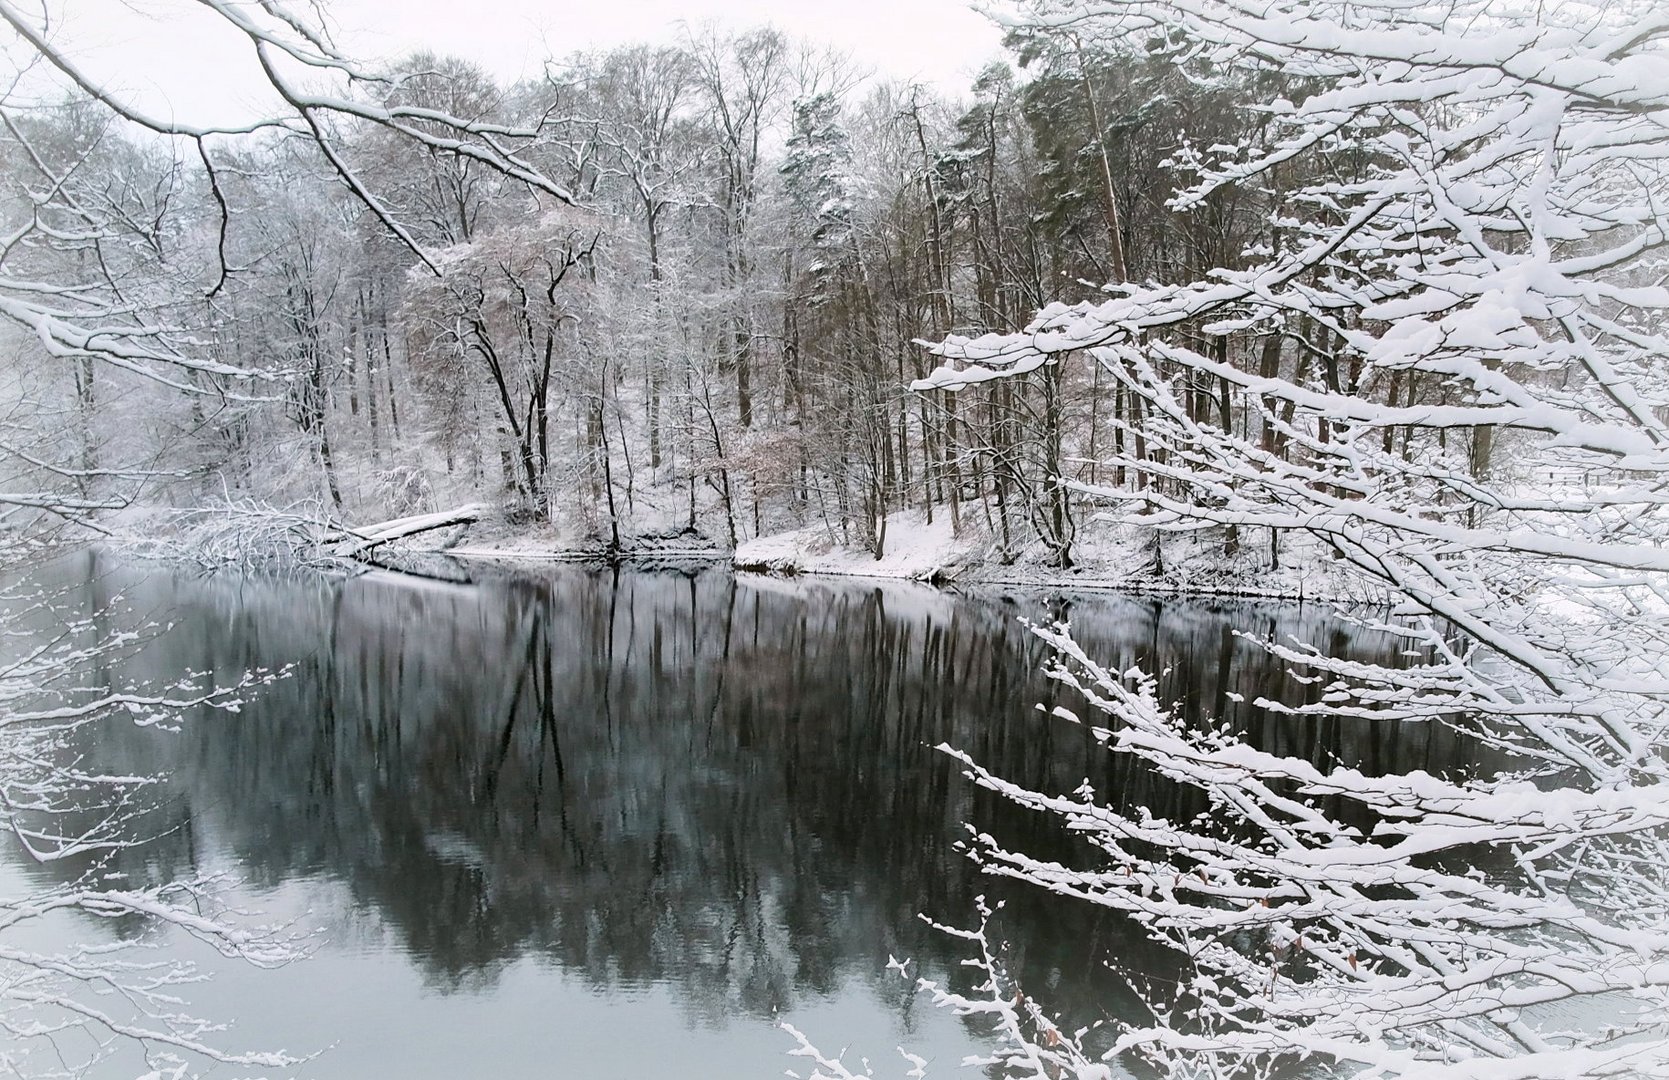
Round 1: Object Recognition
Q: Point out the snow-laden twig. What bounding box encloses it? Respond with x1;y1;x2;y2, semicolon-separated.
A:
0;563;305;1076
784;903;1116;1080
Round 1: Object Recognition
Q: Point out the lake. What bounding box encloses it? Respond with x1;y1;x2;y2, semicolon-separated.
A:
0;553;1477;1078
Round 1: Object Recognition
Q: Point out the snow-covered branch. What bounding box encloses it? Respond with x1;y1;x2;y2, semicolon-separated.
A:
0;564;304;1076
900;0;1669;1075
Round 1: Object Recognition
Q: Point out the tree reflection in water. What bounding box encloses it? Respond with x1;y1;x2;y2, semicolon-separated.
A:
34;552;1486;1063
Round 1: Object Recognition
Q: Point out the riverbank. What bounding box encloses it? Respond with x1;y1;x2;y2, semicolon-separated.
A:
438;508;1380;604
105;502;1377;604
735;510;1379;603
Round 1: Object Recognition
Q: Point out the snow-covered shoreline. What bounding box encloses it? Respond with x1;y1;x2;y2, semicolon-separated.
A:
102;502;1379;605
729;509;1382;604
434;509;1382;605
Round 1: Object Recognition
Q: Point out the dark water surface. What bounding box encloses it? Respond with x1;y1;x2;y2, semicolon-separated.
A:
0;555;1477;1078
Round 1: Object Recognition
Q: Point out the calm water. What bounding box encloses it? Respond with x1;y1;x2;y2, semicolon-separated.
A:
0;554;1478;1078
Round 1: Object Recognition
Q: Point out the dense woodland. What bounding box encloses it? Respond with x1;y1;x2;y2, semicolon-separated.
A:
1;13;1453;566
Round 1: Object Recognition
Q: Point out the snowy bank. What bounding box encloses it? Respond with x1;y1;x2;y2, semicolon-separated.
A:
733;511;969;581
734;510;1383;603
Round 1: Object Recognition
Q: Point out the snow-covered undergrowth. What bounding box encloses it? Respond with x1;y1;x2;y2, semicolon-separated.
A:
107;499;495;573
112;499;358;567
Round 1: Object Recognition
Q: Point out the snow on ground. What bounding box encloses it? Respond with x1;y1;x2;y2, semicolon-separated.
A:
107;497;1375;604
733;511;968;580
447;527;727;562
735;570;967;625
735;509;1384;603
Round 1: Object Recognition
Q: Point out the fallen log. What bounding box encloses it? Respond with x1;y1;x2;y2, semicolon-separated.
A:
332;504;483;557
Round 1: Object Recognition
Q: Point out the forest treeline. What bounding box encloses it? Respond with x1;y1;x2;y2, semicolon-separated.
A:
2;20;1477;565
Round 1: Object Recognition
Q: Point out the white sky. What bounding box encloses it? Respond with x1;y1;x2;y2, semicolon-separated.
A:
23;1;1007;127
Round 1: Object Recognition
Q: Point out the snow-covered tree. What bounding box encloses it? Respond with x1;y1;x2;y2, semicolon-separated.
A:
0;1;573;391
401;210;606;523
899;0;1669;1076
687;26;792;431
783;91;862;293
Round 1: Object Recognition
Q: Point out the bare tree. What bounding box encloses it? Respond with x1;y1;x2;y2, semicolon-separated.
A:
686;25;790;431
0;0;573;394
402;210;604;522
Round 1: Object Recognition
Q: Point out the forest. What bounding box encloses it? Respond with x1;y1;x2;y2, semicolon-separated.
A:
3;1;1669;1078
0;0;1458;572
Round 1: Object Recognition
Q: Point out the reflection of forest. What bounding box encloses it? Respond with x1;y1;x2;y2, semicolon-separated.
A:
40;553;1481;1035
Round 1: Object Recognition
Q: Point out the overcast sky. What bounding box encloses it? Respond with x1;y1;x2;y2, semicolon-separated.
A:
29;0;1007;126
